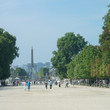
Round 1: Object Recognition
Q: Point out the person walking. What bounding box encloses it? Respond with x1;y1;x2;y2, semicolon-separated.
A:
50;80;52;89
45;81;48;89
65;81;69;88
59;81;61;87
34;81;36;85
27;80;31;91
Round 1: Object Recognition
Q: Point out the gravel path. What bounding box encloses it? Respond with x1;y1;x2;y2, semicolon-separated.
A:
0;85;110;110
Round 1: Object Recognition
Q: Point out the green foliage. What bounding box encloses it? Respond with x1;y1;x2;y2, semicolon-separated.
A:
0;28;4;35
99;6;110;45
97;6;110;78
51;5;110;80
67;45;101;79
88;5;110;79
0;28;19;80
106;64;110;76
15;67;27;80
37;67;49;79
51;32;87;79
67;5;110;80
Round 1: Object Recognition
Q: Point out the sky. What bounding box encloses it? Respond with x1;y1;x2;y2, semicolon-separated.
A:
0;0;110;66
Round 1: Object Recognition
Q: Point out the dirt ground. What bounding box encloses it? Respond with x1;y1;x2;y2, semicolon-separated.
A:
0;84;110;110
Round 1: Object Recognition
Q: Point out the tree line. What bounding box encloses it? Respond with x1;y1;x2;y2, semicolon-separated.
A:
51;5;110;85
0;4;110;86
37;67;49;80
10;67;27;80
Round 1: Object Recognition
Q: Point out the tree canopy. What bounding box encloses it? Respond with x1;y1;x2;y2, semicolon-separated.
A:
37;67;49;79
94;5;110;79
67;45;101;79
67;5;110;80
15;67;27;80
51;32;87;79
0;28;19;80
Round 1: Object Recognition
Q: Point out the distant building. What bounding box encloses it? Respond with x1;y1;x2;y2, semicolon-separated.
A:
11;62;52;80
21;62;51;73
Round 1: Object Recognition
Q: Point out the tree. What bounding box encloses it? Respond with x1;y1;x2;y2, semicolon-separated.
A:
99;5;110;45
51;32;87;79
67;45;101;79
66;4;110;83
15;67;27;80
37;67;49;79
98;5;110;78
0;28;19;80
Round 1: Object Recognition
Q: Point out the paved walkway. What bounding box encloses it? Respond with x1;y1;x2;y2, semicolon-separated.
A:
0;85;110;110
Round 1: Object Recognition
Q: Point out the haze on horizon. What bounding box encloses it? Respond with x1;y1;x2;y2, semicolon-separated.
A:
0;0;109;66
